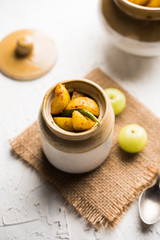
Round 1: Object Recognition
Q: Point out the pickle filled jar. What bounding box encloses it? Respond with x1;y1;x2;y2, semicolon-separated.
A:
38;79;115;174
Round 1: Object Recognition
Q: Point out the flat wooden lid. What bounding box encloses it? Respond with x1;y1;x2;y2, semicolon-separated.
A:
0;29;57;81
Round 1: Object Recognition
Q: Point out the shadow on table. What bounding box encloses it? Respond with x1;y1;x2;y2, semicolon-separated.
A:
104;44;157;81
138;215;154;234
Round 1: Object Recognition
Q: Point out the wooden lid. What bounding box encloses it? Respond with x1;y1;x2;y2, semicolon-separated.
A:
0;29;57;81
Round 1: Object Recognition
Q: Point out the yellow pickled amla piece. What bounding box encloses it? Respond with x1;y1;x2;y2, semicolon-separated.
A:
72;91;85;99
51;83;70;115
66;97;99;117
53;117;74;132
128;0;149;5
72;111;96;131
147;0;160;7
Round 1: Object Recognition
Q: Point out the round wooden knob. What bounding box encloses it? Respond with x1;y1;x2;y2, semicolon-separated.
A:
16;35;33;56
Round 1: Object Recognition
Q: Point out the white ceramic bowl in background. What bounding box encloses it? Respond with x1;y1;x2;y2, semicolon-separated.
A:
100;0;160;57
38;79;115;174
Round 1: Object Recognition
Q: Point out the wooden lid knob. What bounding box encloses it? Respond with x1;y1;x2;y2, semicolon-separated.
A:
16;35;33;56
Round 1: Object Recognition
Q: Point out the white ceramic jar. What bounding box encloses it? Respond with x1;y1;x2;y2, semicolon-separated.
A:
100;0;160;57
38;79;115;174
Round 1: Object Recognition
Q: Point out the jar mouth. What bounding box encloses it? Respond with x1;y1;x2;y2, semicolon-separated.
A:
122;0;160;11
42;79;108;141
113;0;160;20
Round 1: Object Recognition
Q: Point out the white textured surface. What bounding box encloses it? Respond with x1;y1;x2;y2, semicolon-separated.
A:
0;0;160;239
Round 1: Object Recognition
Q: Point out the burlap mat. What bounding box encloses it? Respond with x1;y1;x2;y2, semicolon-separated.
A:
10;68;159;229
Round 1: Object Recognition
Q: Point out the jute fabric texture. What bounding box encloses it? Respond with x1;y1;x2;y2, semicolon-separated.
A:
10;68;159;229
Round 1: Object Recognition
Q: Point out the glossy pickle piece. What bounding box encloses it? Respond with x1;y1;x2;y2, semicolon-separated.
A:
128;0;160;7
128;0;149;5
147;0;160;7
51;83;70;115
65;97;99;116
72;91;85;99
72;111;96;131
53;117;74;132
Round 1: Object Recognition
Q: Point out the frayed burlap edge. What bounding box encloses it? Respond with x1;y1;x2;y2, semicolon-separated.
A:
10;123;157;229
